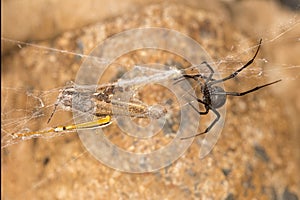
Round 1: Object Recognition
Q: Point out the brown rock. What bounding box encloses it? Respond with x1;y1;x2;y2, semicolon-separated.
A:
2;2;299;200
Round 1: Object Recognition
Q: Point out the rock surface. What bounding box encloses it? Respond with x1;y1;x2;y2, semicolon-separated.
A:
2;2;299;200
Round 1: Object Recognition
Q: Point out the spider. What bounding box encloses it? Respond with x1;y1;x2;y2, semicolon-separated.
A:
180;39;282;139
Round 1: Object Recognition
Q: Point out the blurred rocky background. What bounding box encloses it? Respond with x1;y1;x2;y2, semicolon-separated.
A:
2;0;299;199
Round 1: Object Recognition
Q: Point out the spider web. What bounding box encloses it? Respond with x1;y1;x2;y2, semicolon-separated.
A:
1;5;300;199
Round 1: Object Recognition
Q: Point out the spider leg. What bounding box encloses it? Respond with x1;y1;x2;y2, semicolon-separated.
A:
211;39;262;85
173;74;201;85
224;79;281;96
181;104;220;140
185;90;210;113
184;61;216;82
189;101;209;115
174;61;217;84
174;73;215;85
201;61;215;81
201;107;220;134
185;90;209;114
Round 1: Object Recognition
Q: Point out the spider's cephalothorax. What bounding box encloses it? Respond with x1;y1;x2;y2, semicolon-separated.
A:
180;39;282;139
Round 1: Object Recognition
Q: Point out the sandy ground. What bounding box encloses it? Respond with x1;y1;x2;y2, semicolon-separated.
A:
2;0;299;199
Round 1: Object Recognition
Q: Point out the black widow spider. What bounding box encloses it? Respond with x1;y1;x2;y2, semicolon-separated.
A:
180;39;282;139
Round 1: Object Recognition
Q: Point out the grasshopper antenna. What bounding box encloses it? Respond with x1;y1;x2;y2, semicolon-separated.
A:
47;102;58;124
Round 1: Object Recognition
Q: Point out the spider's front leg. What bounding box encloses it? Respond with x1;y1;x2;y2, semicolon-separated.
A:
211;39;262;85
174;61;217;84
200;61;215;82
184;61;216;82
